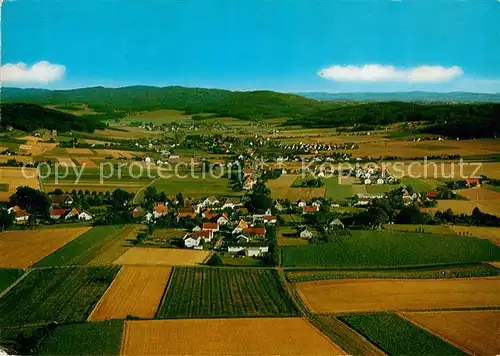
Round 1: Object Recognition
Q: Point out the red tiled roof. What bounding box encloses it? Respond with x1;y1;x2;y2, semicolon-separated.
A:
243;227;266;235
303;206;318;213
426;191;438;198
155;204;168;214
263;216;276;220
202;222;219;230
51;209;68;216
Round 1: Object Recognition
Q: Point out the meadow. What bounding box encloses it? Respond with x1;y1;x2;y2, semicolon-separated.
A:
281;230;500;268
38;320;124;356
0;266;119;327
0;268;23;293
158;267;297;318
34;226;129;267
340;313;464;355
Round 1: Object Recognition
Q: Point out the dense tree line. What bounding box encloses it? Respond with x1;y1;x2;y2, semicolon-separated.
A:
0;104;107;133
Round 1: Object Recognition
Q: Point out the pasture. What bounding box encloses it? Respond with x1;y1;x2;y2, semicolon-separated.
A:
281;229;500;268
121;318;342;356
0;167;40;202
0;227;91;268
88;225;140;265
113;247;211;266
89;266;171;321
0;266;119;327
38;320;124;356
400;310;500;355
158;267;297;318
295;277;500;313
313;316;385;356
34;225;129;267
0;268;23;292
340;313;464;355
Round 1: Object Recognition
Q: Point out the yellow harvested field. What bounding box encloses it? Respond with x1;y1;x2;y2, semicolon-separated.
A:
489;261;500;269
349;139;500;159
296;277;500;313
121;318;345;356
57;157;76;167
74;157;97;167
268;174;325;201
422;200;500;216
400;310;500;356
0;227;91;268
114;248;211;266
65;148;95;155
451;225;500;246
89;266;171;321
89;225;140;265
0;167;40;202
0;155;33;163
384;161;500;179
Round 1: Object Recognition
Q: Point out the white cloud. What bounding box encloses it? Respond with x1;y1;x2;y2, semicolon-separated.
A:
0;61;66;84
318;64;463;83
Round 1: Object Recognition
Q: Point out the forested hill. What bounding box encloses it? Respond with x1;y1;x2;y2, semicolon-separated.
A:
0;104;107;133
2;86;331;120
285;102;500;138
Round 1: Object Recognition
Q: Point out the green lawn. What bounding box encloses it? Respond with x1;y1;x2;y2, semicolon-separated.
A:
0;268;23;292
135;176;243;202
340;313;465;355
282;229;500;267
34;225;127;267
324;178;354;200
0;267;119;327
38;321;124;356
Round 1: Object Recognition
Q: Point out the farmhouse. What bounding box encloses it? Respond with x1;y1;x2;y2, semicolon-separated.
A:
262;215;277;224
51;194;74;206
217;213;229;225
243;227;266;237
245;246;269;257
202;222;219;232
153;204;168;218
78;211;93;220
232;219;249;234
50;208;69;220
303;205;319;214
184;230;213;248
466;177;481;188
64;207;80;220
300;229;313;239
177;207;197;219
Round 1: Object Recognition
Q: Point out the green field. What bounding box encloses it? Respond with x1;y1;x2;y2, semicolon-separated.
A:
34;226;127;267
400;178;441;193
282;230;500;267
324;178;354;200
340;313;465;355
286;263;500;282
0;268;23;292
134;176;243;202
0;266;119;327
158;267;297;318
365;184;400;194
0;183;9;192
38;320;124;356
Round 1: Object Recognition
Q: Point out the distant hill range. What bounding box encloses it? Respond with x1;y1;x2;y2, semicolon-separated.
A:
298;91;500;103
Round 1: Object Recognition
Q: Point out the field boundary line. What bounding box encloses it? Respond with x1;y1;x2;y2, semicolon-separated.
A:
0;269;32;299
334;316;387;356
155;266;176;318
87;265;124;321
303;317;350;354
133;178;158;204
119;320;130;356
396;312;473;355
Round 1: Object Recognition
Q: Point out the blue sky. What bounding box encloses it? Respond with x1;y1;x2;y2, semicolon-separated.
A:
2;0;499;92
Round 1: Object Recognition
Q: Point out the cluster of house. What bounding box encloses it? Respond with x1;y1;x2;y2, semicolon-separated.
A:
7;195;93;224
278;142;359;153
354;188;422;207
351;167;397;185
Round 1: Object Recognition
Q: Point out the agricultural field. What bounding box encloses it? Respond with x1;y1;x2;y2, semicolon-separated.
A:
268;174;325;201
34;225;129;267
383;223;455;235
113;247;211;266
73;157;97;167
0;266;119;327
65;148;95;155
0;226;91;268
158;267;297;318
88;225;140;265
295;277;500;313
400;310;500;355
323;177;354;200
313;316;385;356
286;263;500;283
0;268;23;293
89;266;171;321
57;157;77;167
0;167;40;202
282;229;500;268
422;199;500;216
340;313;464;355
278;226;309;246
451;225;500;246
38;320;124;356
121;318;342;356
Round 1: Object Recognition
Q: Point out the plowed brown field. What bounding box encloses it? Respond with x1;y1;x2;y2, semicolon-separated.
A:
0;227;91;268
89;266;171;321
296;277;500;313
400;310;500;355
120;318;345;355
113;248;210;266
